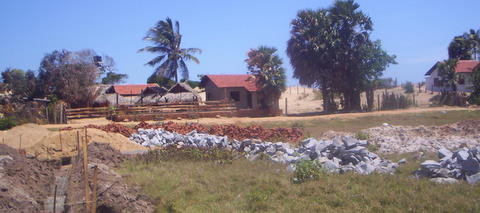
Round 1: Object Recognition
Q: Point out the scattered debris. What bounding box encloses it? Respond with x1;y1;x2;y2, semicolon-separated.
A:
135;121;304;143
413;147;480;184
66;142;154;213
130;128;398;175
0;144;56;213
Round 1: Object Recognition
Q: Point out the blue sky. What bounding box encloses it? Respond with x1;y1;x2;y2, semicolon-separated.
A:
1;0;479;86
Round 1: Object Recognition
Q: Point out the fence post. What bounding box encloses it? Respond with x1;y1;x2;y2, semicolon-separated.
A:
377;94;380;110
83;127;90;212
92;166;98;213
59;129;62;151
53;185;57;213
285;98;288;116
116;93;119;108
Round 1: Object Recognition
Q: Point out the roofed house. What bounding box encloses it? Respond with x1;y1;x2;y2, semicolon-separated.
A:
200;74;262;109
93;83;162;106
425;60;479;92
105;84;160;96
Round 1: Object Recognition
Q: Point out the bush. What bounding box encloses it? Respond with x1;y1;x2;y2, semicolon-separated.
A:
402;81;414;94
354;132;369;140
0;117;17;130
137;146;239;164
293;160;323;183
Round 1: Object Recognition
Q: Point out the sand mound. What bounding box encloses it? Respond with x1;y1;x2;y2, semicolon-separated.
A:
0;123;51;149
26;128;146;160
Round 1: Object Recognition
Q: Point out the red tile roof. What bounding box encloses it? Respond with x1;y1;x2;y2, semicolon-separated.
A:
425;60;480;75
455;60;480;73
203;74;261;92
111;84;159;95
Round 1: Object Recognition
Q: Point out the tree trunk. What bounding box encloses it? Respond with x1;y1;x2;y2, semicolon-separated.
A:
366;89;374;111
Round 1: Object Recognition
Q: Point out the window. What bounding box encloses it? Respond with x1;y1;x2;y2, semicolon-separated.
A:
458;76;465;85
230;91;240;102
433;78;442;87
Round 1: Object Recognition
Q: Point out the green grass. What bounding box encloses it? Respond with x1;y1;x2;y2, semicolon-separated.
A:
251;110;480;138
119;154;480;213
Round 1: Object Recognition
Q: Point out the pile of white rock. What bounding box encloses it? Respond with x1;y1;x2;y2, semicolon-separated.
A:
414;147;480;184
130;128;399;175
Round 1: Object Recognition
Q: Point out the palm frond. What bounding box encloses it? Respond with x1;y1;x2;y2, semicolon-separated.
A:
179;59;189;81
146;55;167;66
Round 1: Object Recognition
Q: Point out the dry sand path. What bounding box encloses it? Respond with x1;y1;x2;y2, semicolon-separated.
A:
43;106;476;129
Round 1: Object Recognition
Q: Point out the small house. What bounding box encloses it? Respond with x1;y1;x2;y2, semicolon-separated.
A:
425;60;479;93
200;74;262;109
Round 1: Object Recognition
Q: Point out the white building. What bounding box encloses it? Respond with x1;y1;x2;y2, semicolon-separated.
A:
425;60;479;92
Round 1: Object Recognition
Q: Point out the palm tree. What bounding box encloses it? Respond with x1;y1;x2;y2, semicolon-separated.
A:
245;46;286;109
139;18;201;82
438;58;459;92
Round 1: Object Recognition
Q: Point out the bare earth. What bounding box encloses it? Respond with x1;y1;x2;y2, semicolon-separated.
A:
44;106;472;128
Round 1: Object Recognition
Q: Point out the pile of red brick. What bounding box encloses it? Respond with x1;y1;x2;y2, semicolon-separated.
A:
85;123;136;137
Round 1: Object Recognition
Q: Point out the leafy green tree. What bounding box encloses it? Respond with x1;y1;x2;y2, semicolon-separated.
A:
245;46;286;110
38;50;99;107
101;72;128;84
448;29;480;60
147;74;176;88
139;17;201;82
1;68;37;100
468;66;480;104
437;58;459;92
287;0;395;112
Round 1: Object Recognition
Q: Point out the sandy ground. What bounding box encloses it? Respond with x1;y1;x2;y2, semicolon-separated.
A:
278;84;436;114
0;124;146;160
42;106;474;129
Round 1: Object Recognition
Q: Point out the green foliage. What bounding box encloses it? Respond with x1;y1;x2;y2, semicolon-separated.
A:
438;59;459;92
448;29;479;60
38;49;100;108
381;91;413;110
402;81;415;93
354;131;369;140
0;117;17;130
139;17;201;82
101;71;128;84
293;160;323;183
468;66;480;105
147;74;176;88
246;46;287;109
136;146;238;164
287;0;396;112
181;79;200;88
1;68;38;100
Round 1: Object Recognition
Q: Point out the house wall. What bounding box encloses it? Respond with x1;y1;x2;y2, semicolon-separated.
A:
204;80;259;109
425;68;473;93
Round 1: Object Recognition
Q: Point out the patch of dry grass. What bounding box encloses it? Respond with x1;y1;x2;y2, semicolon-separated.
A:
119;152;480;213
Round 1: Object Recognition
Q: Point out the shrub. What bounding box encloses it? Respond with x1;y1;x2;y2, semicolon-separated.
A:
402;81;415;94
0;117;17;130
137;146;239;164
354;132;369;140
293;160;323;183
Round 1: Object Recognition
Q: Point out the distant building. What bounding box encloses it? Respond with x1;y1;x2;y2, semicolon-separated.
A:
200;74;262;109
425;60;479;93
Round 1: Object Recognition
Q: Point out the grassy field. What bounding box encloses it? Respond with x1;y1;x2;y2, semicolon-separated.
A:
251;110;480;138
119;150;480;213
116;110;480;212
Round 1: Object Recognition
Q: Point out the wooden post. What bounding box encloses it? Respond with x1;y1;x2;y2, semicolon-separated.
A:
59;129;62;151
116;93;119;108
53;185;57;213
91;166;98;213
46;106;49;123
83;127;90;212
377;94;380;110
285;98;288;116
76;131;80;154
19;135;22;150
413;92;416;106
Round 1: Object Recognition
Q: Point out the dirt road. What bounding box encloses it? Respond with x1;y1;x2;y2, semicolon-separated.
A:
43;106;477;129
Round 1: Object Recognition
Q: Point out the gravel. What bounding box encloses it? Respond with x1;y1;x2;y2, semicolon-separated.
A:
130;128;399;175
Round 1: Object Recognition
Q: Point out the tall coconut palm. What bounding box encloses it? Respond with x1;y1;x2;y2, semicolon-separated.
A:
438;58;459;92
139;18;201;82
